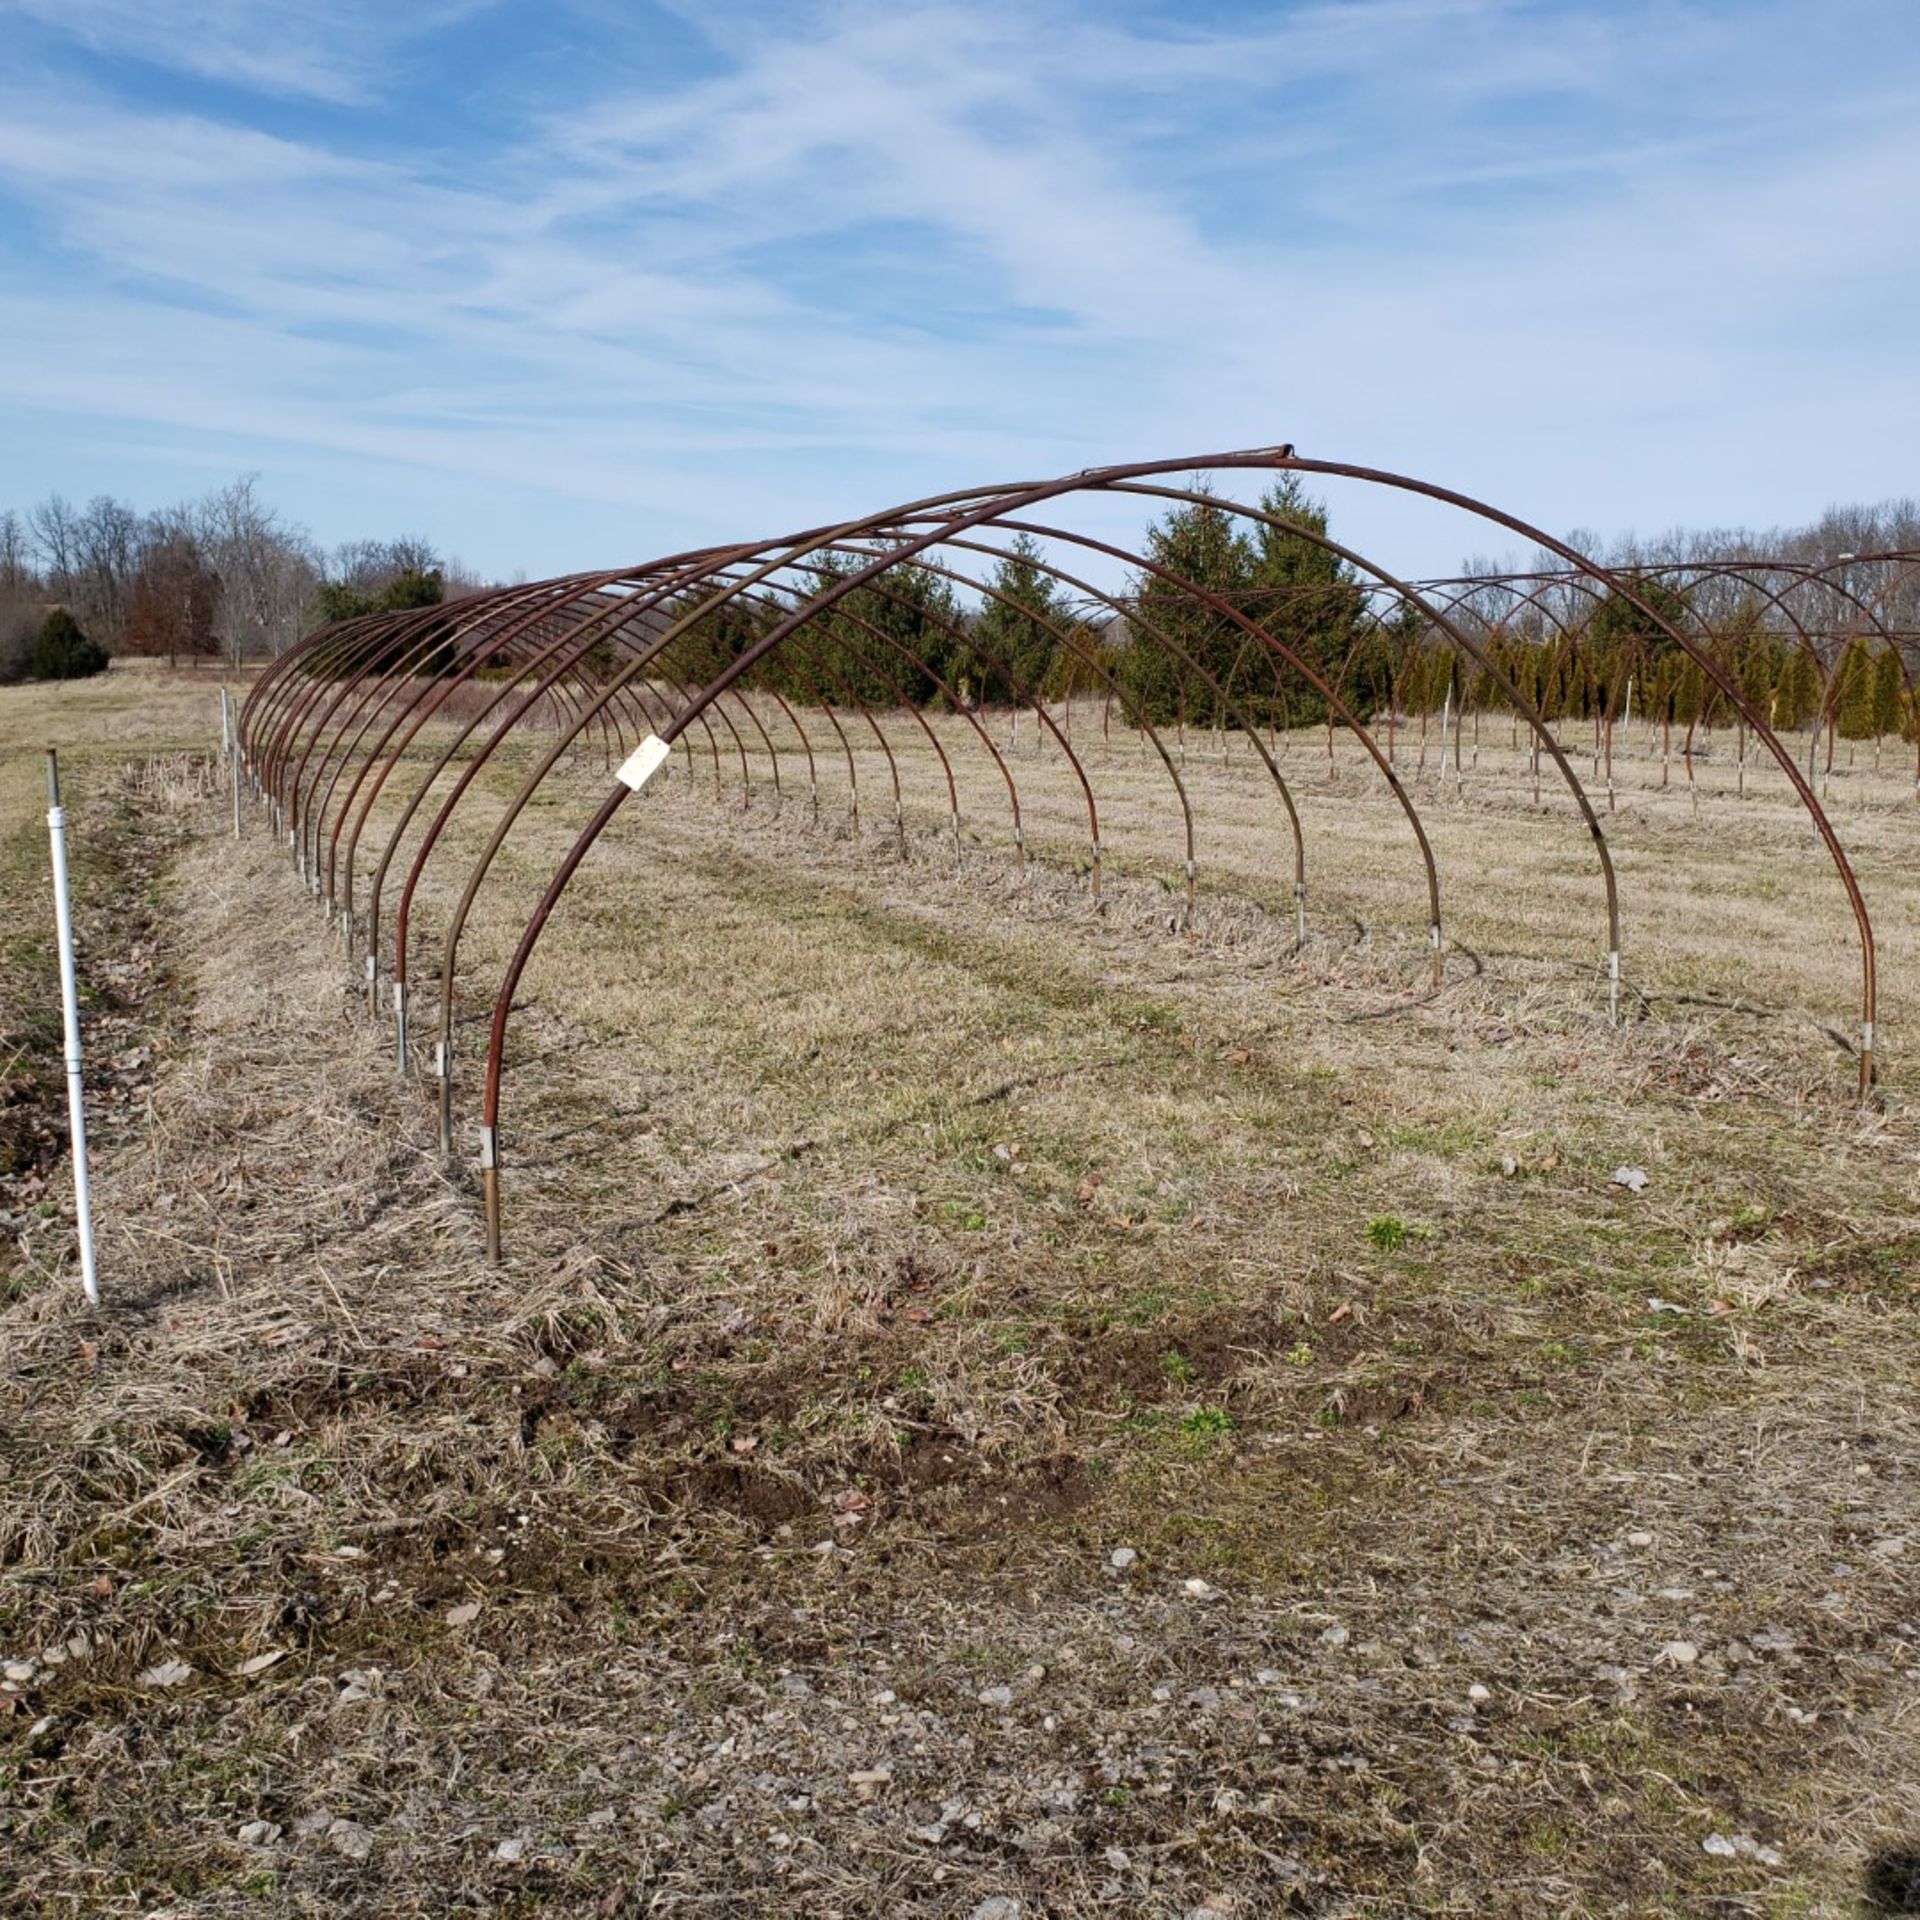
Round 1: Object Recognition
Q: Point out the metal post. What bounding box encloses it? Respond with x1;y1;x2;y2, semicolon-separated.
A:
224;687;242;837
481;1126;501;1264
45;751;100;1307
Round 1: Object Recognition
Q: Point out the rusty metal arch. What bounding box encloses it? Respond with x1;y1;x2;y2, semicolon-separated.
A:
282;573;689;957
460;455;1872;1257
1734;556;1913;782
453;455;1427;1250
383;538;1015;1127
384;558;788;1080
1647;560;1861;790
331;577;659;952
234;450;1887;1269
1102;479;1620;982
878;525;1210;906
307;598;643;927
833;526;1210;899
340;557;765;1053
425;489;1361;1197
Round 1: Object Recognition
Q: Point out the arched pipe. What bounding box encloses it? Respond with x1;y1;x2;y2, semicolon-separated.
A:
250;451;1886;1263
1286;457;1875;1094
468;455;1378;1254
328;582;653;946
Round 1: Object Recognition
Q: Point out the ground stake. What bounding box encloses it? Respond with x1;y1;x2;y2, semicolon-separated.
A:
45;749;100;1306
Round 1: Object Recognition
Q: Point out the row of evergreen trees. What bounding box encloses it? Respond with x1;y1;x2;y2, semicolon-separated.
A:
649;478;1371;729
311;480;1912;746
1373;577;1913;741
1428;624;1910;740
636;481;1915;744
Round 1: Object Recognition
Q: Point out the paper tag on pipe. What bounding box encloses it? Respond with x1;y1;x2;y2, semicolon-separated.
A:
616;734;672;791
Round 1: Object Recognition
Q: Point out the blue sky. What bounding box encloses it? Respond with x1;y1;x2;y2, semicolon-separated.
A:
1;0;1917;577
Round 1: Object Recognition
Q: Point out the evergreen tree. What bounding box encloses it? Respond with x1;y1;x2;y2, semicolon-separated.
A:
1400;641;1455;716
1580;575;1694;721
770;560;958;708
1343;613;1406;721
1672;656;1708;729
1540;643;1579;723
1249;476;1366;725
1772;646;1823;730
1832;638;1876;740
1734;613;1781;717
29;608;110;680
1042;617;1121;704
1870;646;1905;741
659;584;772;690
1117;485;1256;729
310;559;445;629
967;534;1068;703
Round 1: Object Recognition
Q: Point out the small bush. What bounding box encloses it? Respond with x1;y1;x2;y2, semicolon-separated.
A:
29;609;109;681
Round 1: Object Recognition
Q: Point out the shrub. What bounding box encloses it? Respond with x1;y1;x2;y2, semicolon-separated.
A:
29;609;110;681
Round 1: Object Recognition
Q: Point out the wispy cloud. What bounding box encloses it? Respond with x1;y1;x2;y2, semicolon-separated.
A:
4;0;501;103
1;0;1917;572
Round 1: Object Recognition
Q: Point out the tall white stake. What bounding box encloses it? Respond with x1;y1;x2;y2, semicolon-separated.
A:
45;751;100;1306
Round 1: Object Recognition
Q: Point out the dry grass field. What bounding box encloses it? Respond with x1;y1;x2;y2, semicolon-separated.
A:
2;662;1917;1917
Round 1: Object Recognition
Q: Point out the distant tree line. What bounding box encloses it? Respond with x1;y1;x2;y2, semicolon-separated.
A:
8;467;1913;757
0;477;479;685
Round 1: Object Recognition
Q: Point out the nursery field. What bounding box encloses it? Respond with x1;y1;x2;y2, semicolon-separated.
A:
1;663;1917;1917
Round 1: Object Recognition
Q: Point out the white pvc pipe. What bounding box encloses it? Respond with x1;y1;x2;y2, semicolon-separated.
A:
45;751;100;1306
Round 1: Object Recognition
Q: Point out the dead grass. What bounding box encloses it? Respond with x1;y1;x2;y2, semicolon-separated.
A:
0;664;1916;1917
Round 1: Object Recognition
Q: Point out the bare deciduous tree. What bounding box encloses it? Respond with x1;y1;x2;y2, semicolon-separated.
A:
73;494;142;650
0;510;29;593
196;476;320;664
127;529;221;668
27;492;82;594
